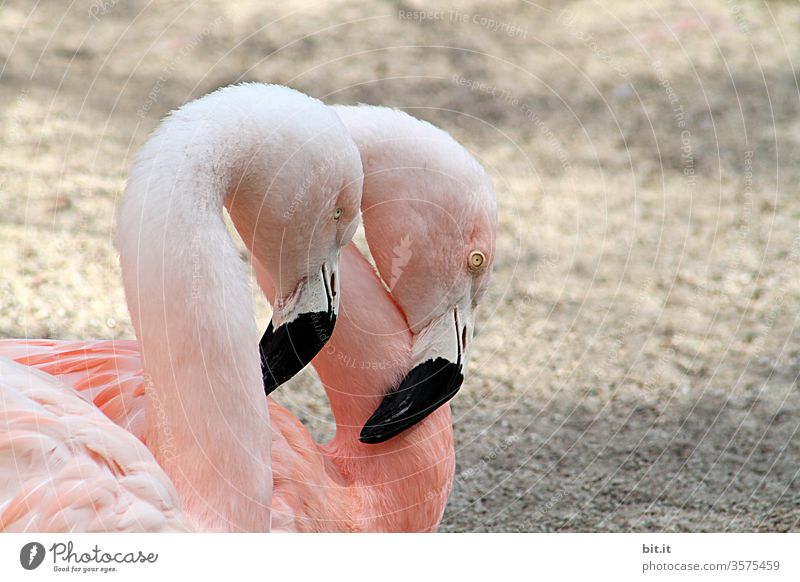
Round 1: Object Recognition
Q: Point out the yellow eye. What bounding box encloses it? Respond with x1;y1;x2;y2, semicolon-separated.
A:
469;250;486;270
334;207;343;220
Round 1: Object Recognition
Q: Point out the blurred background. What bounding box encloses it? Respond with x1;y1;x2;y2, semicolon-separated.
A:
1;0;799;531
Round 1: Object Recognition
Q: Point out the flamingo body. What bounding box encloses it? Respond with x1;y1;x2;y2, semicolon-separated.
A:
0;358;190;532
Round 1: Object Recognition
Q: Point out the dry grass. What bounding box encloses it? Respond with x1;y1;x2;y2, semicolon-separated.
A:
1;0;799;531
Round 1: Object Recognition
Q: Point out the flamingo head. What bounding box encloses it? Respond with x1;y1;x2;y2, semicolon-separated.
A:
333;106;497;443
223;88;364;393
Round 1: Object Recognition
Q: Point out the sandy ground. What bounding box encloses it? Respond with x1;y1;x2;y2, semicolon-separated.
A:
2;0;800;532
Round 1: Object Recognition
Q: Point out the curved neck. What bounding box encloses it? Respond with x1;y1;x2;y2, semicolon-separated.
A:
312;245;455;531
117;117;272;532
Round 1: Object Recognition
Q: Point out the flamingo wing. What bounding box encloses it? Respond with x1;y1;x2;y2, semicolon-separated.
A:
0;357;191;532
0;339;147;441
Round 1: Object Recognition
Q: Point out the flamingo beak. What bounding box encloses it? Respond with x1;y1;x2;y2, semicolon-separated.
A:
360;289;474;444
259;254;340;395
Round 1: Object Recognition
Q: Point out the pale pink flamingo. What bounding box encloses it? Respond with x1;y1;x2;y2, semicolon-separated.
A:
0;83;364;532
1;105;497;532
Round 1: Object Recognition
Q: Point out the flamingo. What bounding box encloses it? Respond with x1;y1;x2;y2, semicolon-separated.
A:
0;83;364;532
0;104;497;532
265;105;497;531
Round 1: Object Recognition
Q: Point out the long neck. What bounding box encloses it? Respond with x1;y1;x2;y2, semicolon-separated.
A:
117;119;271;532
312;245;455;532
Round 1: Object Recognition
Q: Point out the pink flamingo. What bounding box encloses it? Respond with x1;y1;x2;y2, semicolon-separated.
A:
265;106;497;531
0;105;497;532
0;83;364;532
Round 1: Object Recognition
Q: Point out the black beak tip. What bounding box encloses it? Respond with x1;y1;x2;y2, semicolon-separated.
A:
262;374;281;396
259;311;336;395
358;427;388;445
359;357;464;445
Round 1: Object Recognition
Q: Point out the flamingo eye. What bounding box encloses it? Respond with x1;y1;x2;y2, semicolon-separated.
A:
468;250;486;270
334;207;343;220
